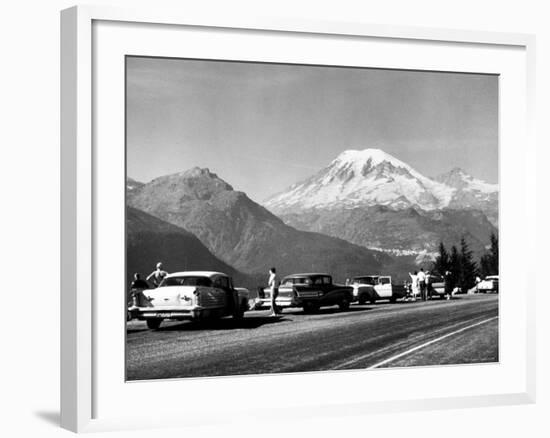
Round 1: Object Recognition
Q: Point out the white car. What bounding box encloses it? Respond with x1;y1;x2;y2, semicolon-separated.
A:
477;275;499;293
350;275;406;304
128;271;250;329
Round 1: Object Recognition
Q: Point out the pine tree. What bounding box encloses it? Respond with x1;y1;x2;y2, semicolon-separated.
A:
479;232;499;277
489;232;499;274
432;241;450;275
449;245;461;292
459;236;478;293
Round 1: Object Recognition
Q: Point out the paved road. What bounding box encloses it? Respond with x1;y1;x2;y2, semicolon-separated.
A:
126;294;498;381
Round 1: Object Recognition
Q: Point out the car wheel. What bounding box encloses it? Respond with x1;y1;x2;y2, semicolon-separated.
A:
303;302;319;313
339;297;351;311
233;303;245;319
146;318;162;330
389;296;397;304
369;296;376;305
358;295;367;305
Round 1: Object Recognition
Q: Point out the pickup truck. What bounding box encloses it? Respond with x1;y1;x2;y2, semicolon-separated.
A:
350;275;407;304
128;271;250;329
256;273;354;313
477;275;499;293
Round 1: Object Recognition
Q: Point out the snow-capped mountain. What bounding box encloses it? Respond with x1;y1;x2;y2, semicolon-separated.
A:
434;167;497;194
434;167;498;226
264;148;498;218
265;148;455;212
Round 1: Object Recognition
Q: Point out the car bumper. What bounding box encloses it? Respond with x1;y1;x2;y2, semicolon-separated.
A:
253;297;300;309
128;306;202;320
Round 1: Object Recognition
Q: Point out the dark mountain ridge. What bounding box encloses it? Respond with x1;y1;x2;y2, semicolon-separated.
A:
127;168;401;281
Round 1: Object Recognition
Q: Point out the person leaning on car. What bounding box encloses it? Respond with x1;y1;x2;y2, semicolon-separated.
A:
146;262;168;287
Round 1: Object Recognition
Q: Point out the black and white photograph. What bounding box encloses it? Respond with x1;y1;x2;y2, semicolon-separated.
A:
125;56;499;381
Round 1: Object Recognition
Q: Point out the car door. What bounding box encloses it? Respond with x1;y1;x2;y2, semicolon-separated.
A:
320;276;334;302
375;276;392;298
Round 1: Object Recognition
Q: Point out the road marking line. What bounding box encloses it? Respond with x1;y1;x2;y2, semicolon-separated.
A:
364;316;499;370
333;316;498;370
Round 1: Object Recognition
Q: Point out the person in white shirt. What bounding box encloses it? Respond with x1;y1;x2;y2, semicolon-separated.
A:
417;268;427;301
268;267;279;316
146;262;168;287
408;271;419;301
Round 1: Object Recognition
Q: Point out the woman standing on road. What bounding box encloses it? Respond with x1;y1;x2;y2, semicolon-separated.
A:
408;271;419;301
268;267;279;316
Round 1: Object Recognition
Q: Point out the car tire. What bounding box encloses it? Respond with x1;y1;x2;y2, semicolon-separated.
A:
369;295;376;305
146;318;163;330
303;302;319;314
358;295;367;305
389;296;397;304
233;302;245;319
339;297;351;311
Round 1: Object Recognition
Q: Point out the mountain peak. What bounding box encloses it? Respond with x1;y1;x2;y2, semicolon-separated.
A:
266;148;452;212
183;167;219;179
435;167;498;192
158;167;234;191
335;148;409;168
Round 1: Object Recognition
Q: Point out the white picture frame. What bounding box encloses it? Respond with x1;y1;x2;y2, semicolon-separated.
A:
60;5;536;433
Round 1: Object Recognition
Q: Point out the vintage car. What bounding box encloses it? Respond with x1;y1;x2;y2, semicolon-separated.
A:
477;275;499;293
128;271;250;329
350;275;407;304
426;274;448;299
256;273;354;313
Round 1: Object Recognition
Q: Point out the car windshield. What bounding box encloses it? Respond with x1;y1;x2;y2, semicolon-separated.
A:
281;277;312;286
352;276;376;285
159;276;212;287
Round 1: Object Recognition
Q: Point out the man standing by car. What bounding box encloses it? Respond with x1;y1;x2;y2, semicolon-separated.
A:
444;270;453;300
417;268;427;301
268;267;279;316
146;262;168;287
129;273;149;308
425;270;432;300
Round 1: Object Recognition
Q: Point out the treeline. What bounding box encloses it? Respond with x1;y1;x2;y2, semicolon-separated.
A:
431;233;498;293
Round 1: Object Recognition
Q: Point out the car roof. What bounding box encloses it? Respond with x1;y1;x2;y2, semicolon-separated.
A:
283;273;331;278
166;271;227;278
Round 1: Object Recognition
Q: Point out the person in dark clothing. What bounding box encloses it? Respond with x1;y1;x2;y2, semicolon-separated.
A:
129;273;149;308
417;268;427;301
426;271;433;300
444;270;453;300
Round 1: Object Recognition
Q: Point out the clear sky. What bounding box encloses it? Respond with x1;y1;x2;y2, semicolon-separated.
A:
126;56;498;203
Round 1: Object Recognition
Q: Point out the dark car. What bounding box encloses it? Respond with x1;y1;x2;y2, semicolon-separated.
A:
256;273;354;313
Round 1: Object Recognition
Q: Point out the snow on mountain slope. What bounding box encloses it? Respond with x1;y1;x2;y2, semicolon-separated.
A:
434;167;498;226
435;167;498;195
265;148;455;212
